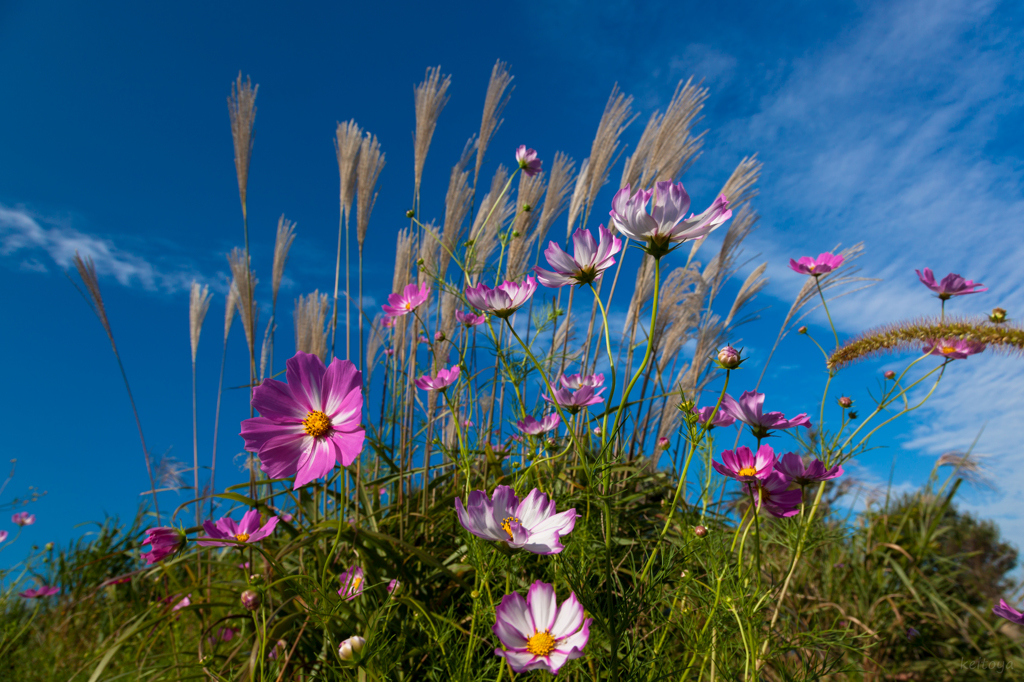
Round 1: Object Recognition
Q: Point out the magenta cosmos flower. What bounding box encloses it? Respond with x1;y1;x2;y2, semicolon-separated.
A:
993;599;1024;625
610;181;731;257
923;338;986;360
543;385;605;413
382;282;431;317
12;512;35;526
241;352;365;490
916;268;987;300
198;509;279;546
338;565;365;601
775;452;843;485
713;444;776;483
534;225;622;288
456;486;576;555
695;405;737;429
20;585;59;599
493;581;592;674
415;365;460;391
141;527;186;564
0;531;8;543
465;277;538;318
515;145;542;177
748;472;802;518
455;309;486;327
517;414;561;436
721;390;810;439
789;253;845;277
560;373;603;390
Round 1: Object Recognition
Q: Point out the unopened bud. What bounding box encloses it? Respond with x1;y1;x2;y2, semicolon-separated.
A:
405;209;415;218
990;307;1007;323
416;258;424;266
338;635;366;661
657;436;671;451
44;542;54;551
848;410;858;420
522;203;532;212
693;525;709;538
241;589;261;611
838;396;853;408
716;345;742;369
884;370;896;380
798;326;808;334
471;590;480;599
249;574;264;586
593;426;602;436
511;230;521;238
387;579;401;595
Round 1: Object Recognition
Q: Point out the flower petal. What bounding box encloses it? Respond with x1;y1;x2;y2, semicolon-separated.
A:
527;581;558;632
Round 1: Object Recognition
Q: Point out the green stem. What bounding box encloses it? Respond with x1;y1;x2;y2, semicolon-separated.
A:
815;277;840;350
610;258;661;447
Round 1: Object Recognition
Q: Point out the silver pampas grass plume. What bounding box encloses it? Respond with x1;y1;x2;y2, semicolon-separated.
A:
189;282;212;363
413;66;451;203
294;290;329;361
475;60;513;187
227;73;258;214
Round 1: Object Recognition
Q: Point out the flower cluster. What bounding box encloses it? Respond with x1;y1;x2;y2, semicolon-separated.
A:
714;444;843;517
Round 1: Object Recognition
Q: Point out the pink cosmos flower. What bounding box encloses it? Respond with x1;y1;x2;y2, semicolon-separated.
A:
560;373;604;390
383;348;395;356
923;339;986;360
382;282;431;317
515;146;542;177
381;317;394;329
338;565;365;601
455;310;486;327
610;181;731;256
241;352;365;490
788;253;845;276
993;599;1024;625
209;627;237;644
387;578;401;594
695;405;736;429
775;452;843;485
415;365;460;391
172;594;192;611
464;277;538;318
517;414;561;436
916;268;987;300
20;585;59;598
12;512;35;526
455;486;576;555
0;531;7;543
542;385;605;413
748;472;802;518
141;527;186;564
712;444;776;483
534;225;622;288
493;581;592;674
721;390;810;439
268;640;287;660
418;335;429;344
198;509;279;546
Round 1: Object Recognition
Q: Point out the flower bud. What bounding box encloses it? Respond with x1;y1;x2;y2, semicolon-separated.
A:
989;307;1007;323
838;396;852;408
522;203;532;213
511;230;521;238
387;579;401;596
471;590;480;599
593;426;602;436
249;574;265;586
884;370;896;380
416;258;424;266
338;635;366;661
405;209;415;218
240;589;261;611
693;525;709;538
44;542;54;551
716;345;742;369
798;326;808;334
657;436;671;451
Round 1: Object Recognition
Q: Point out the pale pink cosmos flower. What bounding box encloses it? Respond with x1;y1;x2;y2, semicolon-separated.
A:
993;599;1024;625
382;282;431;317
141;527;186;565
455;310;486;327
923;339;986;360
916;268;987;300
0;531;7;543
517;414;561;436
241;352;365;490
695;405;736;429
542;385;605;413
464;277;538;318
560;373;604;390
387;578;401;594
415;365;460;391
339;635;366;661
788;253;845;276
455;486;576;555
713;444;776;483
748;472;802;518
417;335;429;344
338;565;365;601
775;452;843;485
721;390;810;439
172;594;192;611
493;581;592;674
610;181;731;257
20;585;59;599
534;225;622;288
515;146;542;177
198;509;279;546
12;512;35;526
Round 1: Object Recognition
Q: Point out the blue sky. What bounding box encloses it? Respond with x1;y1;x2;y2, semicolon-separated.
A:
1;0;1022;561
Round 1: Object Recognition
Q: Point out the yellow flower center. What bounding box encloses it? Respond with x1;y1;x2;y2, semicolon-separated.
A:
941;346;956;354
738;466;757;477
234;533;250;542
302;410;332;438
526;630;557;657
500;516;520;540
807;264;816;271
403;301;412;310
351;576;362;592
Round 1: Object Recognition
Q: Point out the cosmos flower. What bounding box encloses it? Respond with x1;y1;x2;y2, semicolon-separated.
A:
382;282;431;317
774;452;844;485
517;414;561;436
387;579;401;595
515;146;542;177
464;277;538;318
415;365;461;391
339;635;366;661
241;352;365;490
338;565;365;601
534;225;622;287
172;594;192;611
712;444;776;483
788;253;845;277
695;405;737;429
141;527;186;565
198;509;279;546
0;531;7;543
11;512;35;526
455;310;486;327
916;268;987;300
923;339;986;360
542;385;605;413
993;599;1024;625
455;486;576;555
19;585;59;599
559;373;604;390
720;390;810;439
748;472;802;518
493;581;592;674
610;181;731;257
